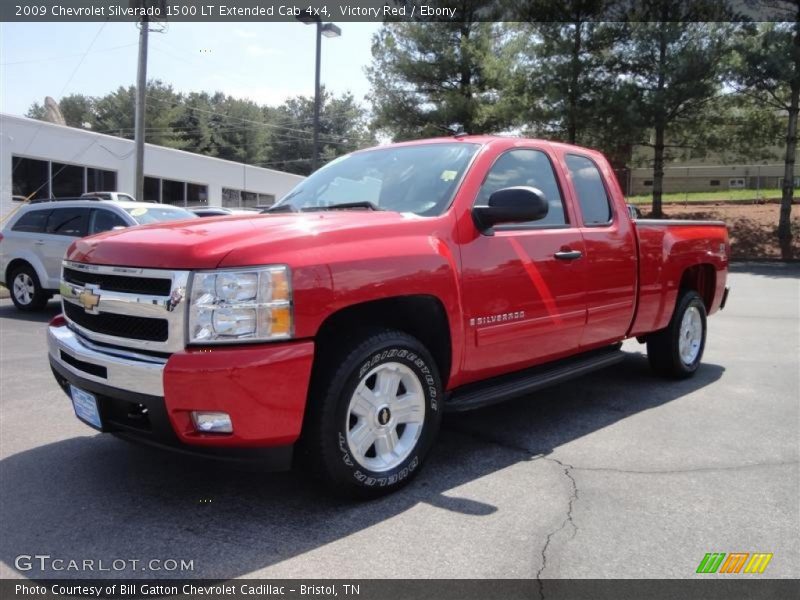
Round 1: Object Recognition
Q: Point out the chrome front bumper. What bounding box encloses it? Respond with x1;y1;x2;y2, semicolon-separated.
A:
48;325;165;397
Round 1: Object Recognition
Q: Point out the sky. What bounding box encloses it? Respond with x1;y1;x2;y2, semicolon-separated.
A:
0;20;382;117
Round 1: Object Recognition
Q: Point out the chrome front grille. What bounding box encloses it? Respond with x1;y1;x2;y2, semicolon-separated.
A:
60;260;190;354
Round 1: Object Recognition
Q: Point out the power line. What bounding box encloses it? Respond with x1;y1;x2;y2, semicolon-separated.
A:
0;43;138;66
144;92;359;141
11;22;109;177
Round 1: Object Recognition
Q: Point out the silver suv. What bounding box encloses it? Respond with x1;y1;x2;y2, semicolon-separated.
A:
1;199;196;311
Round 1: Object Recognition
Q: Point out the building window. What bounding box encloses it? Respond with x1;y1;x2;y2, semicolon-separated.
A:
222;187;241;207
51;162;85;197
86;168;117;193
257;193;275;207
146;177;208;206
729;178;745;189
12;156;118;201
643;180;653;186
710;180;720;186
11;156;50;200
241;191;259;208
187;183;208;206
161;179;185;206
144;177;161;202
222;187;275;208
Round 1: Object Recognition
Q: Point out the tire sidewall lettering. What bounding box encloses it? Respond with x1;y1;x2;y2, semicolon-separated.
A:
340;346;438;488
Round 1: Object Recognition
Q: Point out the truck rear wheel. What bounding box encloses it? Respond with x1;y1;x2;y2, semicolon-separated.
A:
302;330;442;498
647;290;707;379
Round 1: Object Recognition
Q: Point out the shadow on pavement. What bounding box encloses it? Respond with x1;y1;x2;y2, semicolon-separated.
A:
0;352;724;579
0;299;61;323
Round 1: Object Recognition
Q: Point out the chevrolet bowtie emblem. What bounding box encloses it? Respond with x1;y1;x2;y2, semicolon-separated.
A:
78;286;101;313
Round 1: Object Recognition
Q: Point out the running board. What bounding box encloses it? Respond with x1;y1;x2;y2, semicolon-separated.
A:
445;345;624;413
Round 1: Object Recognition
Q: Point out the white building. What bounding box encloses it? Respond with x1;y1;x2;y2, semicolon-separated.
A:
0;113;304;218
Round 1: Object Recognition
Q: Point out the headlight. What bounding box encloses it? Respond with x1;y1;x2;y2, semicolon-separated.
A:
188;266;292;344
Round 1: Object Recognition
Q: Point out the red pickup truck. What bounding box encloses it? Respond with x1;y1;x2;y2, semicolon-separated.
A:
47;136;729;496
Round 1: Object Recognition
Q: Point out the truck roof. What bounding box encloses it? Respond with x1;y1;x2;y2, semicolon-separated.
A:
370;135;607;160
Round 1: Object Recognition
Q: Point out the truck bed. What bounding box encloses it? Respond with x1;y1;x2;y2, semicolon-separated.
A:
629;219;729;337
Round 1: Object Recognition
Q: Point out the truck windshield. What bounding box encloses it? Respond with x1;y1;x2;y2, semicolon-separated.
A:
271;142;480;217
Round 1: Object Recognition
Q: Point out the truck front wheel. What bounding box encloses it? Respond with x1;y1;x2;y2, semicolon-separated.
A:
303;330;442;498
647;290;707;379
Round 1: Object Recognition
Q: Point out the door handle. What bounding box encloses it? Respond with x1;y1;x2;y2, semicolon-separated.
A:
554;249;582;260
34;240;46;245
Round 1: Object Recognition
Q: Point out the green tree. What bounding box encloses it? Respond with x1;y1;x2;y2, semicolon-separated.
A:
92;80;182;147
207;96;271;165
267;89;373;175
58;94;95;128
26;94;95;128
732;15;799;258
615;14;735;217
367;4;509;140
169;91;215;155
494;13;639;168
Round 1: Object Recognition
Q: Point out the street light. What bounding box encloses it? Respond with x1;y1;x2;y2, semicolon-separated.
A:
297;15;341;172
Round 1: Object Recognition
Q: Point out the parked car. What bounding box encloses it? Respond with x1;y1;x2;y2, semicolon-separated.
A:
1;200;196;311
47;136;730;497
81;192;138;202
190;207;257;217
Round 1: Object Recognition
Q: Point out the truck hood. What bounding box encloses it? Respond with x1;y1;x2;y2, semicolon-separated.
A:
68;211;423;269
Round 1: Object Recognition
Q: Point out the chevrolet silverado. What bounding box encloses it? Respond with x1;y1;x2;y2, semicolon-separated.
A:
46;136;730;496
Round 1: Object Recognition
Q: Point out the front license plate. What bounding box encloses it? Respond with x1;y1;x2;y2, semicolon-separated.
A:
70;385;102;430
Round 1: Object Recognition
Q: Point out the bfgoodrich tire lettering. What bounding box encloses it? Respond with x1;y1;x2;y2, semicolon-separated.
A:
303;330;442;498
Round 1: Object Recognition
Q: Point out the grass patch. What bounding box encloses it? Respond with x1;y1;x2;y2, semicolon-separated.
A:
627;188;783;205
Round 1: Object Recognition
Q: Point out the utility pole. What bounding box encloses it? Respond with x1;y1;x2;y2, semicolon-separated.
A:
134;17;148;202
297;15;340;173
312;20;321;173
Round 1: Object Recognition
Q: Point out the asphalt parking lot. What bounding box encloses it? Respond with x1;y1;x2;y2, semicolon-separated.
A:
0;262;797;580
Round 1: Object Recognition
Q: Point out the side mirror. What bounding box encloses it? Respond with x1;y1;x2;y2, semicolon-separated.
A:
472;186;549;234
627;204;642;219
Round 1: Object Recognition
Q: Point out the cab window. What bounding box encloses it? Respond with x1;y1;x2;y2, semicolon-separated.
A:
46;207;89;237
565;154;613;225
475;149;567;228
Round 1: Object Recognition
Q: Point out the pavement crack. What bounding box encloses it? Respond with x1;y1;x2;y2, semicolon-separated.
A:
535;457;579;600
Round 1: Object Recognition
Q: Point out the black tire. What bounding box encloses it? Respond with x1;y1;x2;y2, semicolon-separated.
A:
301;330;443;498
647;290;707;379
8;264;49;311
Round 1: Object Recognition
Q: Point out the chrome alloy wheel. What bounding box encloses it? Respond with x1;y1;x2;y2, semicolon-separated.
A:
678;305;703;365
12;272;35;305
345;362;426;472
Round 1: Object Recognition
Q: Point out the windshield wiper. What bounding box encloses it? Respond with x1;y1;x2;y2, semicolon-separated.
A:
303;201;384;212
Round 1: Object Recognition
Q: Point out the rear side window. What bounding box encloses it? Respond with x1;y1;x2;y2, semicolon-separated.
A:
46;207;89;237
565;154;612;225
90;209;128;234
476;149;567;227
11;209;50;233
